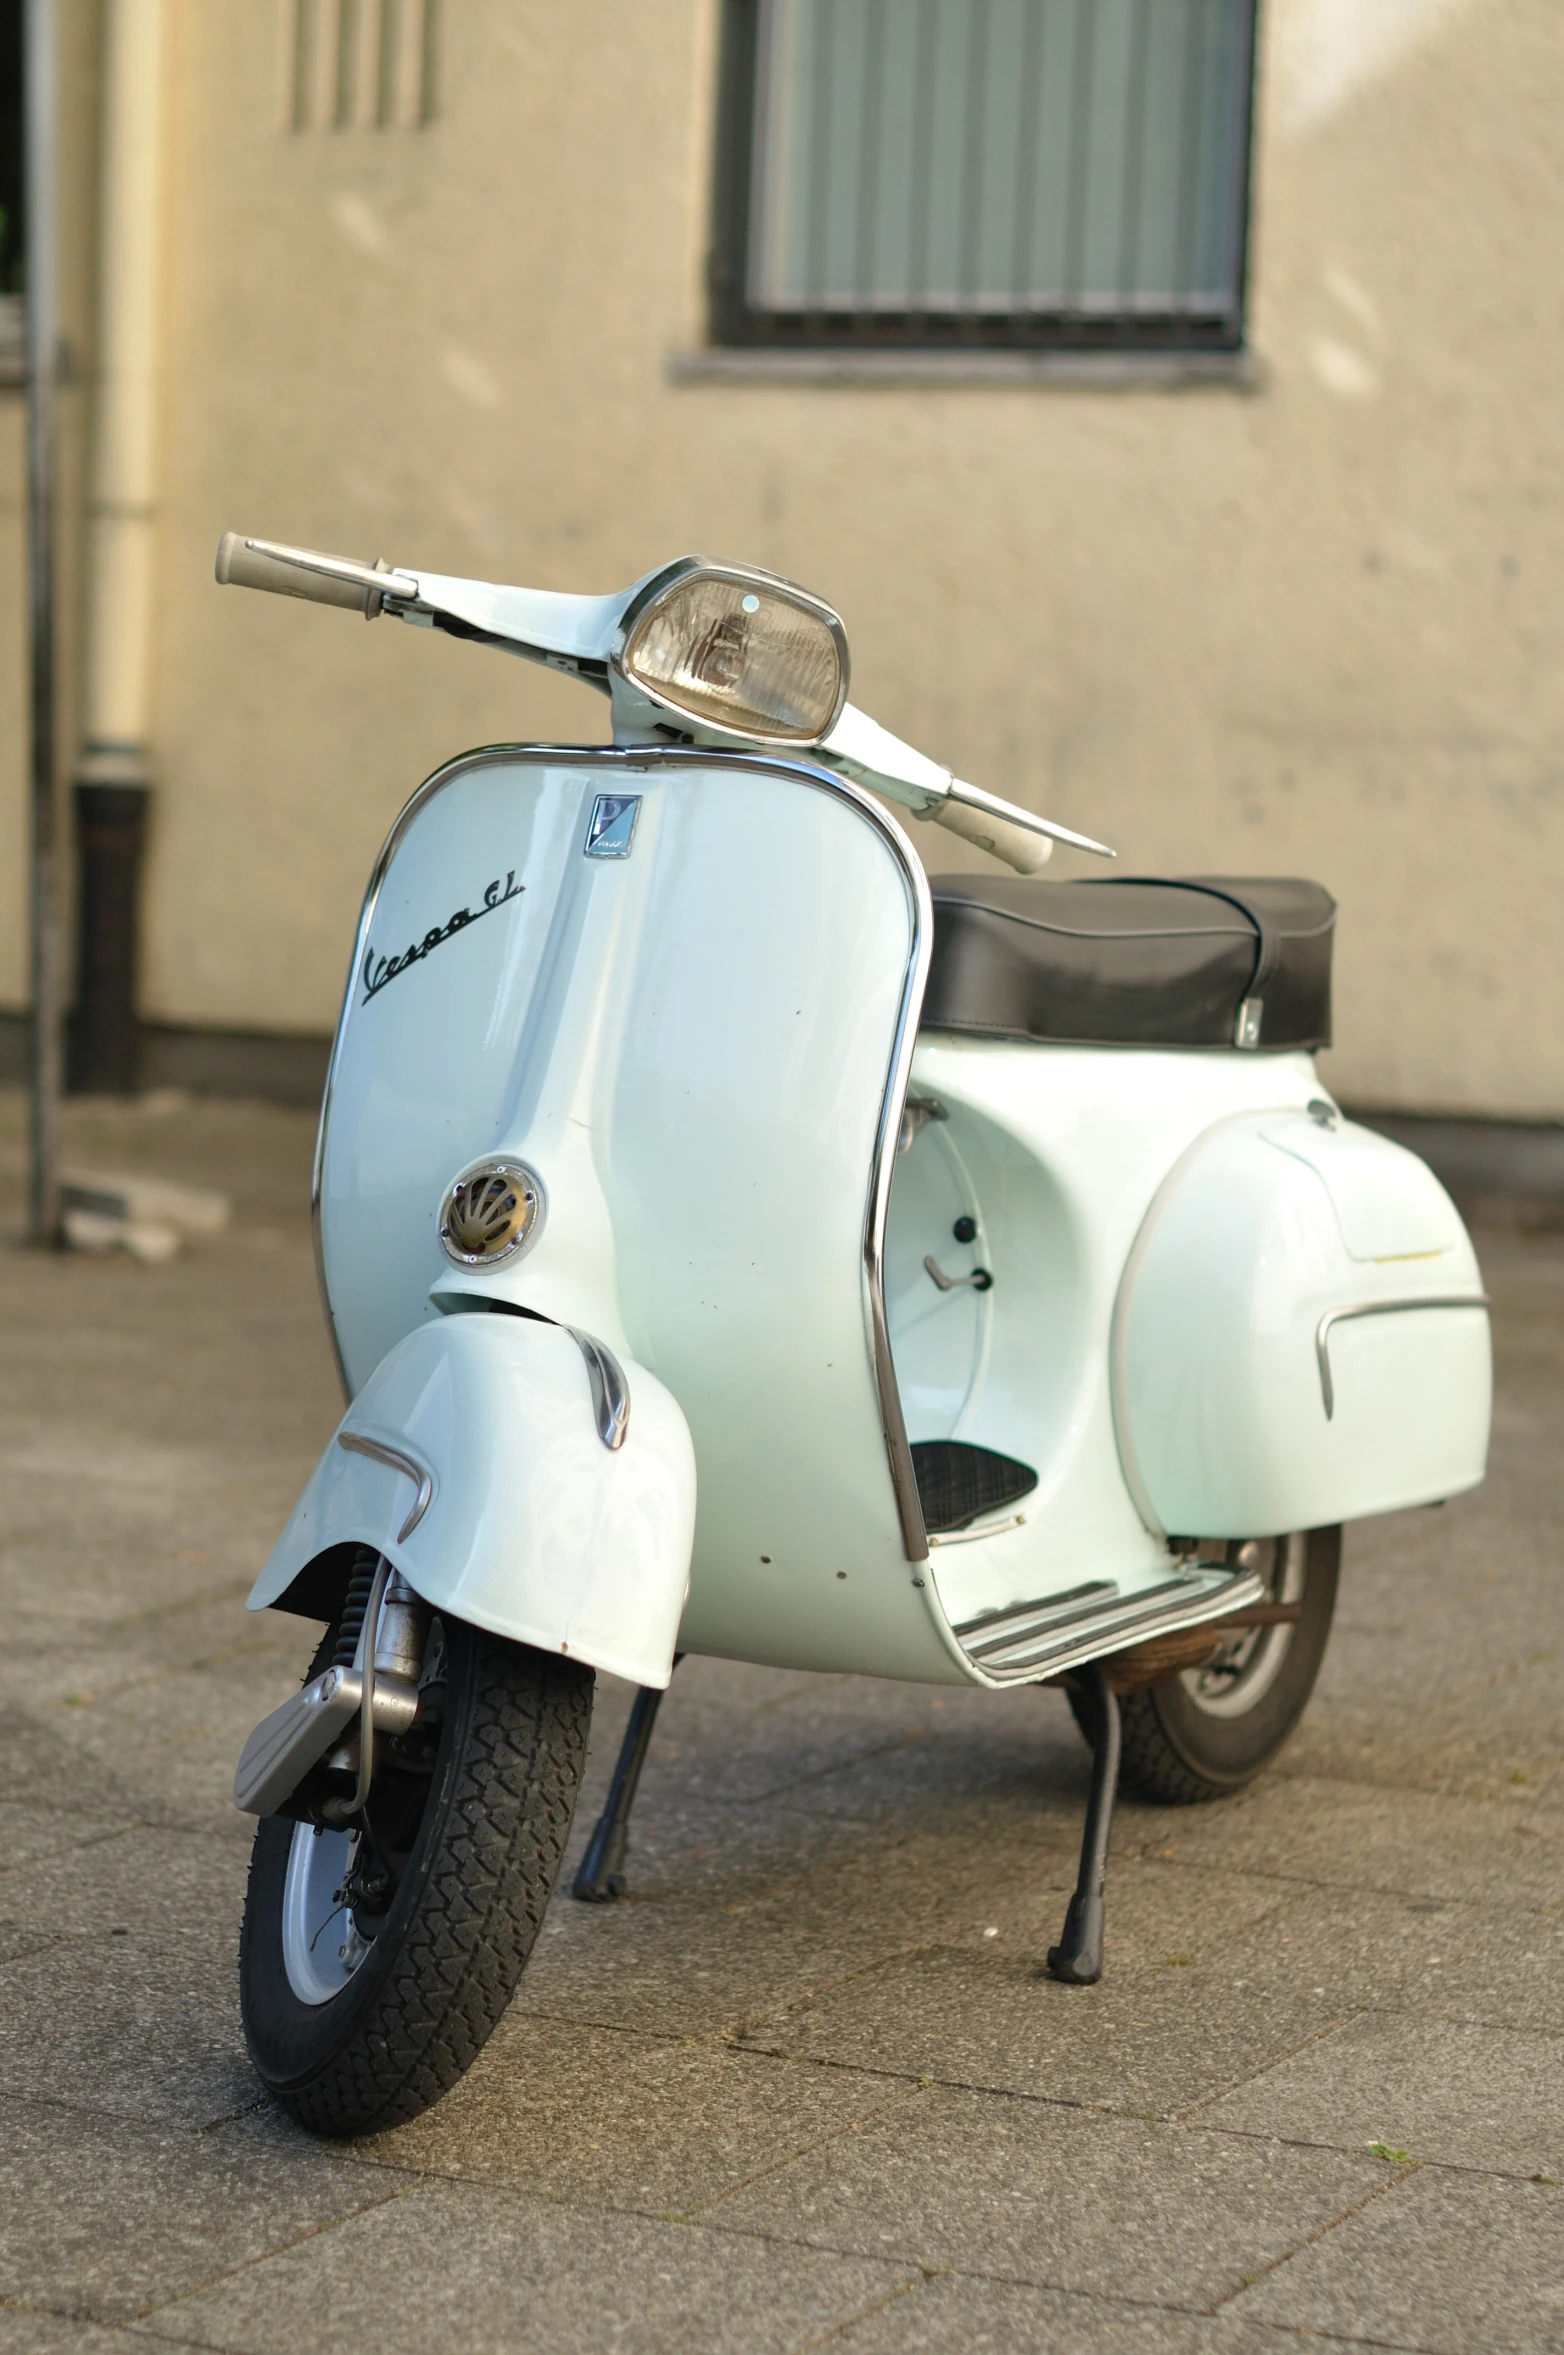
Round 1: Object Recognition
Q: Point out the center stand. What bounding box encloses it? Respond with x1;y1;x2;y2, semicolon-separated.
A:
572;1661;681;1903
1045;1659;1122;1985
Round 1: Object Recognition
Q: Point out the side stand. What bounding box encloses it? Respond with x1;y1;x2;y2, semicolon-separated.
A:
572;1661;680;1903
1045;1660;1121;1985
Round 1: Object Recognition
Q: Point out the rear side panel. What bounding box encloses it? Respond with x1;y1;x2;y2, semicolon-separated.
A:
1114;1115;1491;1535
892;1038;1325;1650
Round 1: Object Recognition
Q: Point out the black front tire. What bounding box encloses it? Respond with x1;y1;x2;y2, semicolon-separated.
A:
240;1616;592;2137
1069;1527;1340;1804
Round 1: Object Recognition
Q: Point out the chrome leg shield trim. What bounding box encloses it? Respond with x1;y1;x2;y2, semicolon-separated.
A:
568;1327;630;1449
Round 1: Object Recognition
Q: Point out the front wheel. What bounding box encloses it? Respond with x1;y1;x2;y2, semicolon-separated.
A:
1070;1527;1340;1804
240;1611;592;2136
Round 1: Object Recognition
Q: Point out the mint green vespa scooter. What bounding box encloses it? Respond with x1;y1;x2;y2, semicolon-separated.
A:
222;534;1489;2135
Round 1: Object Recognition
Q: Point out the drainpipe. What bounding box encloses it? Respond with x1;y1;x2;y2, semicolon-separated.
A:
72;0;166;1094
25;0;63;1239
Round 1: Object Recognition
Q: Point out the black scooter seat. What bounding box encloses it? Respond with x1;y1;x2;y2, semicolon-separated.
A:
921;874;1336;1052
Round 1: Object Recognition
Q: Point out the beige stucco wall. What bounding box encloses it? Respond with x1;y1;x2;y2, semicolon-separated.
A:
4;0;1562;1114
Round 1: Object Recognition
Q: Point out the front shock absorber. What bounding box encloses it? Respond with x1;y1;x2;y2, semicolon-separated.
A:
333;1548;381;1670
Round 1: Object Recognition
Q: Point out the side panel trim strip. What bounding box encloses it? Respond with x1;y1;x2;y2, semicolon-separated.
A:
1315;1294;1488;1420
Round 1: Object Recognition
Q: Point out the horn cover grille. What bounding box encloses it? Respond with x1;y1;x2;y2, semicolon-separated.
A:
438;1159;545;1269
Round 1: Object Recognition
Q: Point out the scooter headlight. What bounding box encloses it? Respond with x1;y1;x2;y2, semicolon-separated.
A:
614;562;849;746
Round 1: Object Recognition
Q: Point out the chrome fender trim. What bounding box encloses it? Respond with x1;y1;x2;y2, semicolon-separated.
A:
335;1429;435;1539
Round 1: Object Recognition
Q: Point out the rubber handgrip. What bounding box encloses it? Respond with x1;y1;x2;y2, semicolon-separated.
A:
215;532;381;614
926;794;1054;875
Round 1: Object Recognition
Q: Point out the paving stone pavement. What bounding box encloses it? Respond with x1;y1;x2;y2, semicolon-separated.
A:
0;1088;1559;2354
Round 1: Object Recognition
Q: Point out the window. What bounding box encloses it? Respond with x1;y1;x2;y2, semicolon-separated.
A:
0;0;22;297
710;0;1257;354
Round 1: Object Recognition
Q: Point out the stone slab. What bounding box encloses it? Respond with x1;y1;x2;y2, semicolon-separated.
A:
1196;2011;1564;2177
0;2096;412;2325
829;2276;1323;2354
512;1847;940;2042
0;2315;146;2353
1124;1774;1563;1910
704;2083;1383;2310
0;1927;254;2128
520;1823;1296;2051
0;1804;140;1876
0;1828;245;1968
1233;2164;1564;2354
1159;1879;1564;2040
737;1937;1359;2118
136;2175;918;2355
310;2014;922;2215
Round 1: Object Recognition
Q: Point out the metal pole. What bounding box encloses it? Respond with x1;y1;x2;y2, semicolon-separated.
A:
74;0;168;1096
24;0;64;1247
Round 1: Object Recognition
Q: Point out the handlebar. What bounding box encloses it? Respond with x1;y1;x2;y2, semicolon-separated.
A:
926;792;1054;874
823;707;1106;872
215;533;419;618
215;533;1107;875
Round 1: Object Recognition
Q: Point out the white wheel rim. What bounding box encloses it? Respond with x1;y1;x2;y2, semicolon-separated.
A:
281;1822;374;2006
1179;1533;1307;1719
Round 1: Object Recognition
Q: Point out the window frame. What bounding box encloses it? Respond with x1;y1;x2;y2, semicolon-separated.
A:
707;0;1259;358
0;0;24;300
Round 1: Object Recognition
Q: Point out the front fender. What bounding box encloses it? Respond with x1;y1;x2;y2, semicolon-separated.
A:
250;1313;696;1688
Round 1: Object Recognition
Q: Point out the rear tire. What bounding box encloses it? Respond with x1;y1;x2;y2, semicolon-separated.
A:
1069;1528;1340;1804
240;1613;592;2136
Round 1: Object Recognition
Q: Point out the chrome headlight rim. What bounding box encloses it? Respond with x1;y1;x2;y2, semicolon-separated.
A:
437;1156;547;1271
609;556;850;747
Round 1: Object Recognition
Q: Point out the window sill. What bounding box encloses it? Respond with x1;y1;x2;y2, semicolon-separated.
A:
669;345;1261;392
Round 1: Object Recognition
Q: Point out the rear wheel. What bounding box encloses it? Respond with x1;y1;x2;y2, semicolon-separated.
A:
240;1604;592;2136
1069;1528;1340;1803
